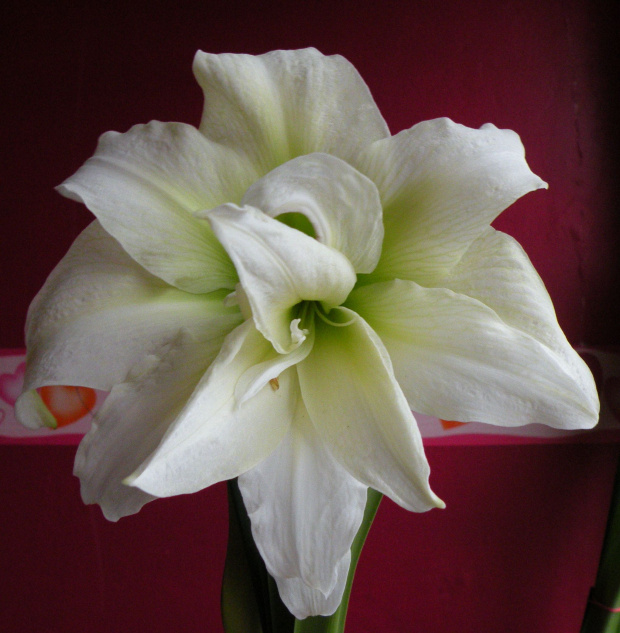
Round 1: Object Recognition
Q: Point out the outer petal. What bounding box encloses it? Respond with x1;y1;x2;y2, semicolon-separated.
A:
193;48;390;174
353;118;547;286
57;121;253;293
297;307;443;513
74;330;220;521
274;553;352;619
438;227;599;417
241;153;383;274
346;280;599;430
16;221;242;429
238;395;367;606
127;321;306;497
203;204;356;353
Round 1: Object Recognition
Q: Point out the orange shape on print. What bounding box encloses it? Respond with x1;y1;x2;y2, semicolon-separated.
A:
38;386;97;428
440;419;468;430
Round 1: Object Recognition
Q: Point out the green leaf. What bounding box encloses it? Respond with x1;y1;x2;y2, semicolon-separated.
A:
222;478;295;633
221;479;264;633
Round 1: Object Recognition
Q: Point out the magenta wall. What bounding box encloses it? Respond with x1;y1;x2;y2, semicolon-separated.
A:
1;1;618;631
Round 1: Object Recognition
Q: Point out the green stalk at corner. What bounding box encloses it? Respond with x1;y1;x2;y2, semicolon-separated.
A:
580;459;620;633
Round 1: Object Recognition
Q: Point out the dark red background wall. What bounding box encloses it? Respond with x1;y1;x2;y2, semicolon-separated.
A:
1;1;618;631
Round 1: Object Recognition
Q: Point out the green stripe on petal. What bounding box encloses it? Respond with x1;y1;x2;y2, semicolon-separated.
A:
193;48;390;175
437;227;598;415
16;221;242;429
347;279;599;430
297;307;443;513
58;121;250;293
354;118;547;286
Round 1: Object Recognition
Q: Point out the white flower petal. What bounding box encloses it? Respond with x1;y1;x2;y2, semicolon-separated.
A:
193;48;389;174
439;227;599;416
241;153;383;273
234;326;314;406
346;280;599;430
15;391;58;430
16;221;241;429
57;121;252;293
354;118;547;285
202;204;356;353
74;330;218;521
238;396;367;601
127;321;299;497
297;307;443;513
274;552;352;619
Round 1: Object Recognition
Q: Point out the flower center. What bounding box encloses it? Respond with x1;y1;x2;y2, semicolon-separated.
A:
295;300;357;335
203;152;383;355
275;212;316;238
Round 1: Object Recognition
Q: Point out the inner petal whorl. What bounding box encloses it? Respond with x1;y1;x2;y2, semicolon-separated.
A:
203;205;357;354
241;153;384;274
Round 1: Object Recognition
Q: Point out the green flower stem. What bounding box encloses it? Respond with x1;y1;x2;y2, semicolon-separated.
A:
294;488;382;633
222;481;382;633
580;459;620;633
222;478;294;633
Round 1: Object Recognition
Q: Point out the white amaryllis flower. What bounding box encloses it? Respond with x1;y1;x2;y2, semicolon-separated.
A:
17;49;598;618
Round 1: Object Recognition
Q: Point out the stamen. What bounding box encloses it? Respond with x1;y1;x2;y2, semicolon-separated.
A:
313;304;356;328
269;377;280;391
297;301;312;328
290;318;309;346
